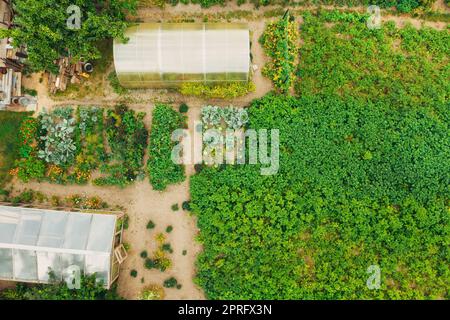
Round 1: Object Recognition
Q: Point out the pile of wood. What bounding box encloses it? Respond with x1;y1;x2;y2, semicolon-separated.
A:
48;57;91;93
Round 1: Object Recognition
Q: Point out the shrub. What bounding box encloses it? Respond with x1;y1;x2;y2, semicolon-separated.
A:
147;104;186;191
146;220;155;229
163;277;179;288
182;201;191;211
166;226;173;233
144;258;157;269
179;103;189;113
182;250;187;256
140;250;148;259
130;269;138;278
139;285;165;300
162;243;173;253
171;203;179;211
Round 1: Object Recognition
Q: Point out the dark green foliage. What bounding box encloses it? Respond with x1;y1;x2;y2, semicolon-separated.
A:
191;94;449;299
179;103;189;113
163;277;179;288
182;250;187;256
171;203;179;211
166;226;173;233
130;269;138;278
140;250;148;259
162;243;174;253
182;201;192;211
147;220;155;229
0;274;121;300
0;0;137;73
144;258;157;269
147;104;186;191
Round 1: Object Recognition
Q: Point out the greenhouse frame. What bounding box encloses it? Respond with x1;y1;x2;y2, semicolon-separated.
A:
113;23;250;88
0;205;127;289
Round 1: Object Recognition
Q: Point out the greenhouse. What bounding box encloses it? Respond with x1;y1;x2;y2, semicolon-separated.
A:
0;205;127;288
113;23;250;88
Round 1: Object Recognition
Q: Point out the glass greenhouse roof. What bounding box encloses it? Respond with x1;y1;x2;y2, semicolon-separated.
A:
0;206;117;286
113;23;250;88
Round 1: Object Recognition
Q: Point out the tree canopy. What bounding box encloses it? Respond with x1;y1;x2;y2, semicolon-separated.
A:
0;0;137;73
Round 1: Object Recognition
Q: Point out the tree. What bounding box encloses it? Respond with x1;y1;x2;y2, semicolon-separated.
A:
0;0;137;73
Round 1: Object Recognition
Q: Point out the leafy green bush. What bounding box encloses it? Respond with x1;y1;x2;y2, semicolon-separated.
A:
191;94;449;299
130;269;138;278
180;82;255;99
147;220;156;229
171;203;179;211
163;277;179;288
182;201;191;211
140;250;148;258
166;226;173;233
179;103;189;113
147;104;186;191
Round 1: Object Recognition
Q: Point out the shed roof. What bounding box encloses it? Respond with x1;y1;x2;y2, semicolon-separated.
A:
0;206;117;286
113;23;250;88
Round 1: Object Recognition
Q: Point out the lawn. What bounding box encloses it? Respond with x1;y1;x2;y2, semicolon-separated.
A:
0;111;32;187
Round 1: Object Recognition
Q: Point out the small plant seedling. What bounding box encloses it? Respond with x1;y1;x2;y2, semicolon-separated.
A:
130;269;138;278
147;220;155;229
171;203;179;211
140;250;148;258
166;225;173;233
182;250;187;256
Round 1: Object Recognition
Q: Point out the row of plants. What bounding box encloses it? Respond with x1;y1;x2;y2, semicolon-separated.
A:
164;0;436;12
0;187;114;211
260;13;299;93
191;94;449;299
147;104;186;191
180;82;255;99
